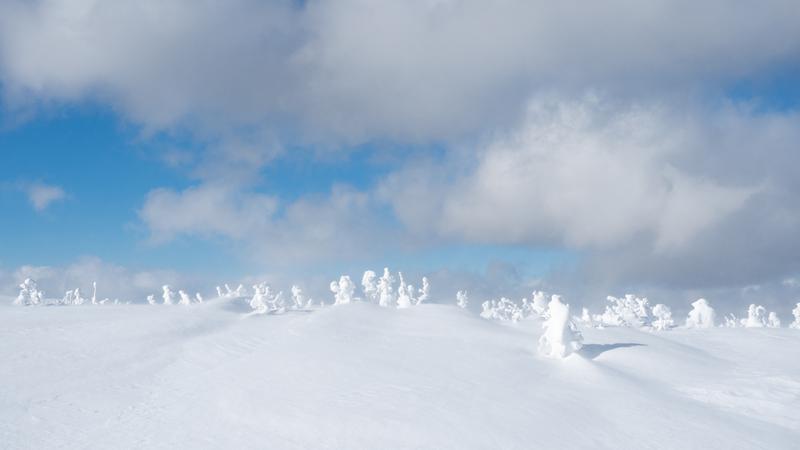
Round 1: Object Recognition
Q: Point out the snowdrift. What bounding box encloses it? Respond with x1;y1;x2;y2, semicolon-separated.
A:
1;300;799;449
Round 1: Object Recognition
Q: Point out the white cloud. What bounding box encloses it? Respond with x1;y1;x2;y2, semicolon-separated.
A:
382;96;760;250
1;257;189;302
139;182;398;264
23;182;66;211
1;0;798;145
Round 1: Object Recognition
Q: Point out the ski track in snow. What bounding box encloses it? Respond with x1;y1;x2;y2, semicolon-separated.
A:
1;300;799;449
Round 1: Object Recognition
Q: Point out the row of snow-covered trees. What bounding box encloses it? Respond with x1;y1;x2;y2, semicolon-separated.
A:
13;275;800;331
14;279;129;306
478;292;800;330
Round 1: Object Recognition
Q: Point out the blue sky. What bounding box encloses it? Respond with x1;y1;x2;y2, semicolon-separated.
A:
1;0;799;308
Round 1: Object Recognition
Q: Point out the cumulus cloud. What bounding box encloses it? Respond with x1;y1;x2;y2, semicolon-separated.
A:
380;96;799;289
139;182;400;264
22;182;66;211
1;0;798;144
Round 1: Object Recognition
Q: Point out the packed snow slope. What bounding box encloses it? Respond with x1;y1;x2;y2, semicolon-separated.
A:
2;300;799;449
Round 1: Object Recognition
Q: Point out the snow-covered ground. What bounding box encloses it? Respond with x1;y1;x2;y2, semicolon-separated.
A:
2;299;799;449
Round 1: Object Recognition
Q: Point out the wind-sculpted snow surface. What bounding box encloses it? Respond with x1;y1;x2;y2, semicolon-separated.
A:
1;300;799;449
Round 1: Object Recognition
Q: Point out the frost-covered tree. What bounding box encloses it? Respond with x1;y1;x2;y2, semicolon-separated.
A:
146;294;156;305
291;285;306;309
685;298;716;329
15;278;44;306
597;295;651;328
651;304;674;331
791;303;800;329
178;290;192;306
416;277;430;305
531;291;548;317
723;314;740;328
742;304;767;328
377;268;395;307
330;276;356;306
456;290;468;309
767;312;781;328
538;295;582;359
162;285;176;305
579;308;593;326
361;271;378;303
250;284;268;314
396;272;412;309
61;288;85;306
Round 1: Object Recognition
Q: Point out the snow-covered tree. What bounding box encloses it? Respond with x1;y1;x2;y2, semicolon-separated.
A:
195;293;203;303
597;295;651;328
767;312;781;328
416;277;430;305
361;271;378;304
61;288;85;306
15;278;44;306
216;286;224;298
579;308;593;326
250;283;268;314
742;304;767;328
291;285;306;309
538;295;583;359
331;276;356;306
791;303;800;329
531;291;548;317
396;272;412;309
456;290;468;309
146;294;156;305
651;304;674;331
377;268;395;307
178;290;192;306
162;285;176;305
723;314;740;328
91;282;98;305
685;298;716;329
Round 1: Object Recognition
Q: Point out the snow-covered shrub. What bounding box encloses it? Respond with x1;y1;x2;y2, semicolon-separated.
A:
291;285;306;309
538;295;582;359
791;303;800;329
596;295;651;328
146;295;156;305
396;272;412;309
162;285;176;305
250;283;286;314
742;304;767;328
178;290;192;306
456;290;468;309
651;304;674;331
767;312;781;328
416;277;430;305
685;298;716;329
14;278;44;306
377;268;395;307
361;271;378;303
330;276;356;306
